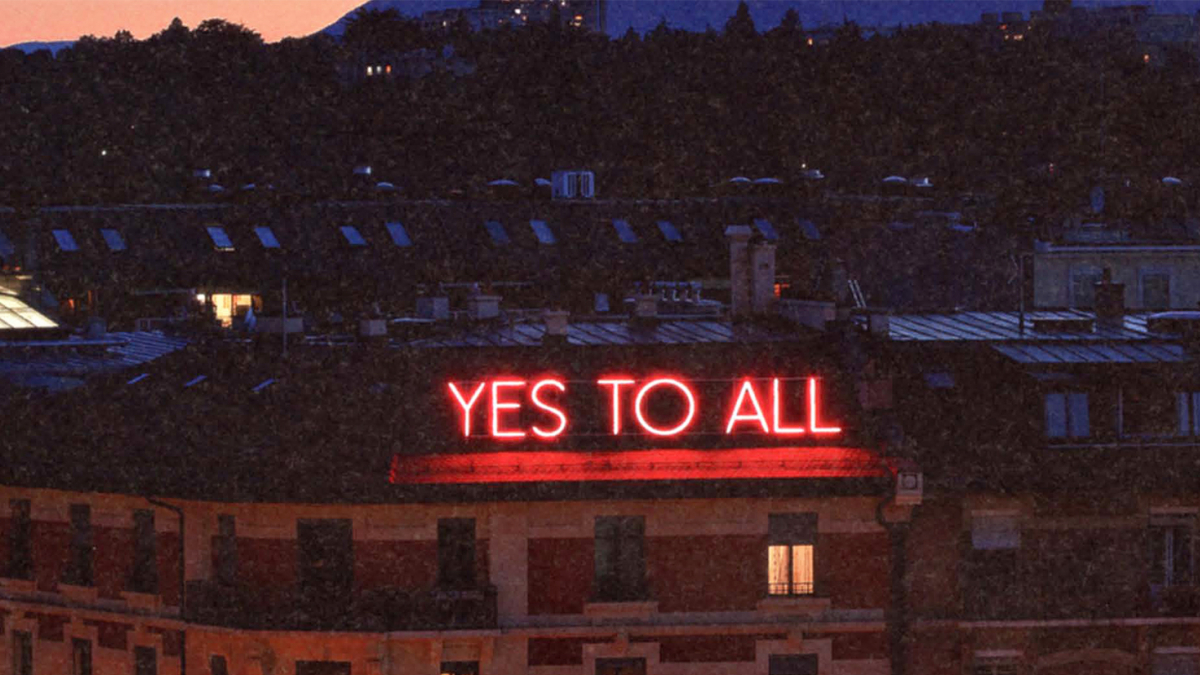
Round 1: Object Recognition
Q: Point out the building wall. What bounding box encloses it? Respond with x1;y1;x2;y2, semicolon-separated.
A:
1032;248;1200;309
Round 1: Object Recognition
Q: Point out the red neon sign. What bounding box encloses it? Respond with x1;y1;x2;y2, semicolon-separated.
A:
445;376;842;440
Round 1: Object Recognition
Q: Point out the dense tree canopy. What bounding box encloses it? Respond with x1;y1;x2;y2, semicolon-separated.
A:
0;4;1195;211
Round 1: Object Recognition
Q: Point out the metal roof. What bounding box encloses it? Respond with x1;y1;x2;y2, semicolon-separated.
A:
0;331;187;376
406;319;798;348
993;342;1188;364
886;311;1170;342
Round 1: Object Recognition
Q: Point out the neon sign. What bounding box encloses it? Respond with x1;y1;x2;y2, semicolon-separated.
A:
446;377;841;440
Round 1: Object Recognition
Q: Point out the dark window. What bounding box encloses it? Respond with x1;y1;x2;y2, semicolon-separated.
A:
594;516;646;602
1070;267;1103;308
769;654;819;675
215;515;237;586
134;646;156;675
13;630;32;675
298;519;353;617
439;662;479;675
1142;271;1171;310
437;518;476;589
596;658;647;675
768;513;817;596
1151;513;1196;588
7;499;32;580
73;638;92;675
965;516;1020;618
210;656;229;675
130;510;158;593
65;504;93;586
296;662;350;675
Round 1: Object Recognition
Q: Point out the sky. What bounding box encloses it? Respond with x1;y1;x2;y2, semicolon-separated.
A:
7;0;1200;48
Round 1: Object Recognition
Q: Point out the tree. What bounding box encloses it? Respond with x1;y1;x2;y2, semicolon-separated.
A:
724;1;757;41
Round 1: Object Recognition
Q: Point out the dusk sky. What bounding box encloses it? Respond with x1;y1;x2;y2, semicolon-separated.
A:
7;0;1200;48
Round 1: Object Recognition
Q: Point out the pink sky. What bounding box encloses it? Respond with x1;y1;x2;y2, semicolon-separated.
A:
2;0;365;46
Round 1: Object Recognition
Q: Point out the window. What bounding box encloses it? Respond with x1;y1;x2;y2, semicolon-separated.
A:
754;218;779;241
596;658;647;675
73;638;92;675
13;630;32;675
967;514;1020;617
1142;270;1171;310
439;662;479;675
215;515;237;586
1178;393;1200;436
210;656;229;675
296;662;351;675
768;513;816;596
340;226;367;247
206;226;234;251
484;220;510;245
129;510;157;594
254;226;281;249
100;228;126;251
135;646;157;675
612;219;638;243
1044;392;1089;438
438;518;476;589
1070;266;1103;308
53;229;79;252
594;516;646;601
530;219;556;245
65;503;92;586
657;220;683;243
386;222;412;247
7;499;32;580
769;654;818;675
1151;512;1195;588
297;519;353;614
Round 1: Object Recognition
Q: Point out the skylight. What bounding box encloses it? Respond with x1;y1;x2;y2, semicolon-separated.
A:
340;226;367;247
52;229;79;252
100;228;126;251
206;226;234;251
612;219;638;243
753;218;779;241
254;226;281;249
485;220;510;245
799;219;821;241
386;222;412;247
0;292;58;330
530;219;556;244
657;220;683;243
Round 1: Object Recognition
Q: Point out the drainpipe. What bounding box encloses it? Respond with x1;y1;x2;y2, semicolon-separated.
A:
876;492;910;675
147;498;186;675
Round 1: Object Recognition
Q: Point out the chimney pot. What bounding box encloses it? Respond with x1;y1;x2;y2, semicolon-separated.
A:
544;309;570;336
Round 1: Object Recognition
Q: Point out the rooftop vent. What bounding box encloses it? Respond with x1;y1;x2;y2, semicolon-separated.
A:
552;170;594;199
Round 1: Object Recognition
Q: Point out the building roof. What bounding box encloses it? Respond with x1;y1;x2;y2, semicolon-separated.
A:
403;318;802;349
883;310;1174;342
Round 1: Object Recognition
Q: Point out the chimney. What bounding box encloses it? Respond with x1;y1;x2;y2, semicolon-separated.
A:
543;309;570;345
1094;268;1125;326
725;225;754;318
633;294;658;319
467;294;501;321
750;240;777;314
416;296;450;321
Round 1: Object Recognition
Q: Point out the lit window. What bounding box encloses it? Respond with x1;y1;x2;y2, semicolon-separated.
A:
340;225;367;247
206;226;234;251
1151;512;1196;588
530;219;556;244
385;64;392;74
657;220;683;243
254;226;281;249
806;37;814;45
1145;53;1151;63
1044;391;1089;438
52;229;79;252
612;219;638;243
386;222;412;247
768;513;816;596
100;228;126;251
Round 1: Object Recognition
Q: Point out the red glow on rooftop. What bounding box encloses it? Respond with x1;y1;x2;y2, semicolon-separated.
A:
389;446;888;485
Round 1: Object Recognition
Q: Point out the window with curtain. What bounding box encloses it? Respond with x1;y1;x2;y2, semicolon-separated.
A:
768;513;816;596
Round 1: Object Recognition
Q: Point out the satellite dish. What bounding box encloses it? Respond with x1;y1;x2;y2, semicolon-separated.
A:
1090;185;1105;214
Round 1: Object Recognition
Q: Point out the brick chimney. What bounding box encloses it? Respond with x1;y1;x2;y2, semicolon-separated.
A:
1094;268;1126;326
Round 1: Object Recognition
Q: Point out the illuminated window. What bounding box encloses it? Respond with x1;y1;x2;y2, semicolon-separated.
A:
130;510;157;594
437;518;476;589
134;646;156;675
340;225;367;247
484;220;510;245
206;226;234;251
769;654;818;675
1151;512;1196;588
100;228;126;251
1044;392;1089;438
594;516;646;601
612;219;638;243
53;229;79;252
386;222;412;247
73;638;92;675
13;631;32;675
1178;392;1200;435
1145;53;1151;63
7;499;32;580
530;219;556;244
768;513;816;596
209;293;259;328
754;218;779;241
657;220;683;243
254;226;281;249
64;503;92;586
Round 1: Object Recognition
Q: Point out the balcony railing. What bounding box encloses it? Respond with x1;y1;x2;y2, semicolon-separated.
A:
767;581;815;596
186;581;497;631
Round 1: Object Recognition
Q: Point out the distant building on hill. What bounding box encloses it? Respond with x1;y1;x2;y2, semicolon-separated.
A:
420;0;607;33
